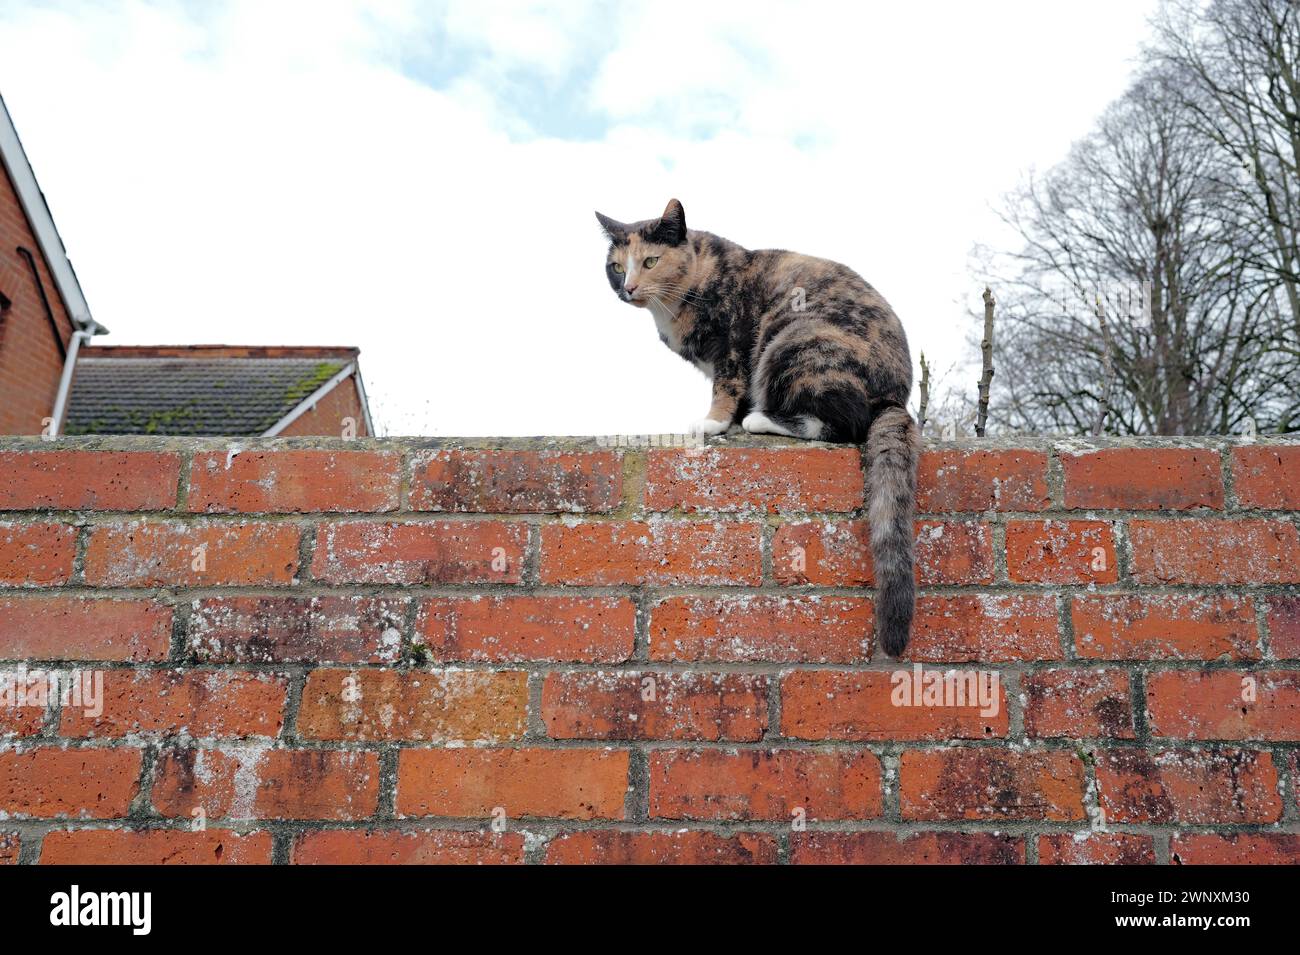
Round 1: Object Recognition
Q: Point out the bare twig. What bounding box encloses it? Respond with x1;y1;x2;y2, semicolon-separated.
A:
917;351;930;435
976;286;996;436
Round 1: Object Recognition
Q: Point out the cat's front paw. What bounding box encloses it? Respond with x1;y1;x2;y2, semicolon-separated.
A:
688;418;729;438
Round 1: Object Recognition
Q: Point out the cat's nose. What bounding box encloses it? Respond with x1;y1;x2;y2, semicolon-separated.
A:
625;283;638;295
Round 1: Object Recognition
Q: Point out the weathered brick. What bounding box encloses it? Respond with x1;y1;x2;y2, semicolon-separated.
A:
1146;670;1300;741
1023;669;1134;738
84;519;300;587
153;748;380;820
415;596;634;663
780;669;1007;741
1072;594;1259;660
540;520;761;586
188;449;400;513
410;449;621;512
899;749;1086;821
0;748;141;818
188;595;405;664
772;520;994;586
293;829;525;864
1232;446;1300;509
910;595;1062;662
40;829;272;865
60;670;287;739
1038;833;1155;865
1096;749;1281;823
0;832;17;864
1005;520;1117;584
542;671;768;741
1129;519;1300;584
312;520;527;584
790;831;1024;865
645;447;863;513
649;595;872;663
397;748;629;820
298;669;527;742
1170;833;1300;865
0;450;179;510
546;830;778;865
917;449;1050;512
1062;448;1222;510
0;597;171;661
649;749;882;821
0;521;75;585
1268;596;1300;659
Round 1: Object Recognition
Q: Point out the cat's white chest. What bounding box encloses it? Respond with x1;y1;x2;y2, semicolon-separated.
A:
648;298;681;352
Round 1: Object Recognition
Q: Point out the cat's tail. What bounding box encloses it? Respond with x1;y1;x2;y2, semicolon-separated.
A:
865;404;920;657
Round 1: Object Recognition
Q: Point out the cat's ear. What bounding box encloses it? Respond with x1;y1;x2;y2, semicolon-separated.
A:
652;198;687;245
595;211;628;241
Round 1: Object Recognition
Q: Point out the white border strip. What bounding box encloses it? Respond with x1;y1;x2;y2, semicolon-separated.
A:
262;362;357;437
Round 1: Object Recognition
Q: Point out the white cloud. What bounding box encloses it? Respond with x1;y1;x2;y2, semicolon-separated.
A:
0;0;1157;436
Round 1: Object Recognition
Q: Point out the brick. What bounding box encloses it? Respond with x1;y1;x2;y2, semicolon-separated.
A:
293;829;525;864
1072;594;1259;660
650;595;872;663
188;449;400;513
1062;448;1222;510
772;520;994;586
900;749;1086;821
0;521;75;585
645;447;863;513
648;749;882;821
60;670;287;739
0;450;179;510
540;520;761;586
546;830;778;865
84;519;300;586
1170;833;1300;865
410;449;621;512
1023;669;1134;738
543;671;768;741
790;832;1024;865
1037;833;1155;865
312;521;527;584
1005;520;1117;584
0;597;171;661
40;829;273;865
1130;519;1300;584
1232;446;1300;509
1268;597;1300;658
780;670;1007;741
1146;670;1300;741
397;748;628;820
298;669;527;742
910;595;1062;662
0;671;45;736
0;832;17;864
415;596;634;663
917;449;1050;512
153;748;380;820
188;595;406;664
1096;749;1281;823
0;748;141;818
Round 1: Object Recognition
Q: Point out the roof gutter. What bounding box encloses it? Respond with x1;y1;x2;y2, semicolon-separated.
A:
0;93;105;335
48;322;101;436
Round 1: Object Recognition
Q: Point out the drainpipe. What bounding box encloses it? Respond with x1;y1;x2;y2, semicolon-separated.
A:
48;323;96;437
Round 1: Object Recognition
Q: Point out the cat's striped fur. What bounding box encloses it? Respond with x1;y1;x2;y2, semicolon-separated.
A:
596;199;919;656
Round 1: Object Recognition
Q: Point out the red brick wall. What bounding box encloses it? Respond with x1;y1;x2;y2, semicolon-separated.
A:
0;163;75;435
0;436;1297;865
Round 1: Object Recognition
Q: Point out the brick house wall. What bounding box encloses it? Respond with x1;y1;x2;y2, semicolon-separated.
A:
0;435;1296;865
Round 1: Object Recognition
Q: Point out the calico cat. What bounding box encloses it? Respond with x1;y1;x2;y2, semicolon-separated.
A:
595;198;919;656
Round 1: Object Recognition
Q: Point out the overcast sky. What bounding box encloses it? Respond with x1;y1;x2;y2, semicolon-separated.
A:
0;0;1158;436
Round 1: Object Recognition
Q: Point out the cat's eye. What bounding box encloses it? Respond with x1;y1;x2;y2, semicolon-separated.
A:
611;262;624;273
643;256;659;269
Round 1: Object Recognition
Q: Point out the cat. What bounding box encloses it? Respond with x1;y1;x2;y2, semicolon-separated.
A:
595;198;919;656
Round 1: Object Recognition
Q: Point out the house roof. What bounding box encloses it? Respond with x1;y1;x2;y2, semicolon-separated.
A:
64;345;368;436
0;93;101;333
